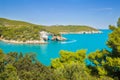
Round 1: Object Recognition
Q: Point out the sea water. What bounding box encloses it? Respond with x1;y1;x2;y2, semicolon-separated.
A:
0;30;112;65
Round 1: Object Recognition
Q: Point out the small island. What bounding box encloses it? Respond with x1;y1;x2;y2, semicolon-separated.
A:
0;18;102;44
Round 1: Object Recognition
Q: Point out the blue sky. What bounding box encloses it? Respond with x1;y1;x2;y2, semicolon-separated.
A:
0;0;120;29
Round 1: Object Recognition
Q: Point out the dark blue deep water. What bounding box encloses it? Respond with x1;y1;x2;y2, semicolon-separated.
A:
0;30;112;65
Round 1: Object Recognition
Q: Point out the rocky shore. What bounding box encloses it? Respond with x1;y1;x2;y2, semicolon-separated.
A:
0;39;47;44
60;30;102;34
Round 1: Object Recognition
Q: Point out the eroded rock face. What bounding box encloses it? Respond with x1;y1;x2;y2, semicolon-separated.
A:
40;31;49;41
51;35;67;41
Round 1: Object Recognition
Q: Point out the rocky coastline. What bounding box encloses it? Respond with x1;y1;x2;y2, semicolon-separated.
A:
60;30;102;34
0;30;102;44
0;39;47;44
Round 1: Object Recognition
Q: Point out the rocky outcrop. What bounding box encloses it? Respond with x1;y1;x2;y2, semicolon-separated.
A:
39;31;49;41
51;35;67;41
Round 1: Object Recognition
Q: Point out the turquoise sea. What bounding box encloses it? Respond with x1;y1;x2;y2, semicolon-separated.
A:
0;30;111;65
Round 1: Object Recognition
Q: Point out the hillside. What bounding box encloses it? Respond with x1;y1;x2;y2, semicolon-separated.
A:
0;18;99;42
0;18;35;27
45;25;98;34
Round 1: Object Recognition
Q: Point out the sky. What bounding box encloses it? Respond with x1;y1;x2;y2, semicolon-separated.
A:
0;0;120;29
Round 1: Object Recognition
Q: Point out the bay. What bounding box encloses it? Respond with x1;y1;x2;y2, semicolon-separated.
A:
0;29;111;65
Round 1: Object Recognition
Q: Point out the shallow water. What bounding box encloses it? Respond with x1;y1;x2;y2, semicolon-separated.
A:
0;29;112;65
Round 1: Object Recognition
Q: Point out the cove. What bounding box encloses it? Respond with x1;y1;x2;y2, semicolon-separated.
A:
0;29;111;66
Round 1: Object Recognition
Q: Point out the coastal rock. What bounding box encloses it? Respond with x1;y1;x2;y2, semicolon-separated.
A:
39;31;49;41
51;35;67;41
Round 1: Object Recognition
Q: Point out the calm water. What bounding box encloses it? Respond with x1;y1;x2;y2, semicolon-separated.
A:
0;30;111;65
